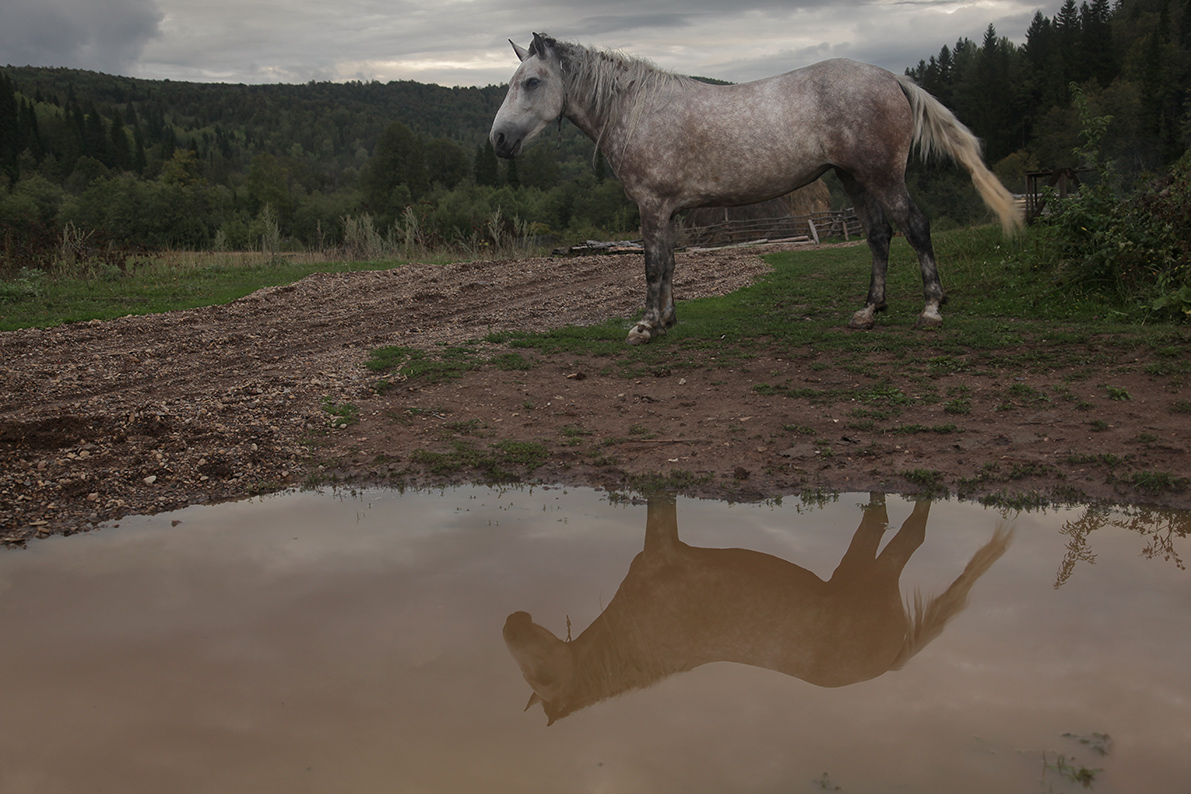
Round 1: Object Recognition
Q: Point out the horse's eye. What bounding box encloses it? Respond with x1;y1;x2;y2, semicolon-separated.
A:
524;77;541;90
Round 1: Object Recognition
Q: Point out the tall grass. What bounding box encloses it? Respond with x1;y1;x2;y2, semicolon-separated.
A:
340;208;541;262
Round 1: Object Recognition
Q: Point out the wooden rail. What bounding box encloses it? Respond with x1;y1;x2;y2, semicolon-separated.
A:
681;209;863;248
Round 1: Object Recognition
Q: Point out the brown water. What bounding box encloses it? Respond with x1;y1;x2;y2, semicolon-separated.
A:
1;487;1187;793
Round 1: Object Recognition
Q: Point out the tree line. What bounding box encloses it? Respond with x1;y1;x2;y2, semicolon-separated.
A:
2;0;1190;272
904;0;1190;219
0;65;633;266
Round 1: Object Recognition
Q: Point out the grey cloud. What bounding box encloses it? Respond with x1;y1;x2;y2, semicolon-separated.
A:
0;0;163;73
571;13;695;36
704;41;838;83
0;0;1046;89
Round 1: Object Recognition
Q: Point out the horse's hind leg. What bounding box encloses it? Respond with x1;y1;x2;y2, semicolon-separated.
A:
864;179;946;327
876;499;929;574
903;201;946;327
838;171;893;330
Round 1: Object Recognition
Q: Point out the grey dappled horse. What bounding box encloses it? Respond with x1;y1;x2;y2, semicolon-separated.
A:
504;494;1012;725
490;34;1022;343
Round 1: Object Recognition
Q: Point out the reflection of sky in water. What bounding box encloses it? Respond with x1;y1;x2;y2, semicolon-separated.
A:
0;487;1188;793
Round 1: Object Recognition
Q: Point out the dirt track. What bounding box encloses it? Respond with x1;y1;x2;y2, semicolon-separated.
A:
2;245;1189;545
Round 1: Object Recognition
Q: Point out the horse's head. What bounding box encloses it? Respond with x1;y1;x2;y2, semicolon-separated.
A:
503;610;575;725
490;33;566;159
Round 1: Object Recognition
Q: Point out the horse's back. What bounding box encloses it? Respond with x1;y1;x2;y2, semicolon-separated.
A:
717;58;902;108
626;58;913;208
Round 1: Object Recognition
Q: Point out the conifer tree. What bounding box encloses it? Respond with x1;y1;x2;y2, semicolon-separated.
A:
474;139;499;187
505;155;520;188
110;113;131;171
1081;0;1116;85
0;73;21;179
362;121;428;220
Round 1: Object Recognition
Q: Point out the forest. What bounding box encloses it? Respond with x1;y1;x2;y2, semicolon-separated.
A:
0;0;1189;278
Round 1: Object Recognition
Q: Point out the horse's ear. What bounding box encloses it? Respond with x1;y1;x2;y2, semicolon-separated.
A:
510;39;529;62
530;32;553;59
523;691;543;712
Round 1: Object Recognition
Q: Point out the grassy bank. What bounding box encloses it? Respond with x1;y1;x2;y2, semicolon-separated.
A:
3;225;1186;352
481;226;1187;369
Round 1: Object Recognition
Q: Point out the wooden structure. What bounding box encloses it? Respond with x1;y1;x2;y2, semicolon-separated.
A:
681;208;862;248
552;240;644;256
682;179;860;247
552;180;861;256
1025;168;1089;223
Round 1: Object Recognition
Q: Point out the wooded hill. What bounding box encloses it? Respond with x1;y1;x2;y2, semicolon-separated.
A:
1;0;1189;266
912;0;1188;167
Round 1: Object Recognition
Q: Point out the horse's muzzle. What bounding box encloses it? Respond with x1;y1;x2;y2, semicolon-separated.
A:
491;131;522;159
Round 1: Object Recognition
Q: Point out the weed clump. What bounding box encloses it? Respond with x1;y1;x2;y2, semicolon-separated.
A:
1030;87;1191;320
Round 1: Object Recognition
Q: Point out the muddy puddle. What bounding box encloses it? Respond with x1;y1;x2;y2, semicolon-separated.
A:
1;487;1188;793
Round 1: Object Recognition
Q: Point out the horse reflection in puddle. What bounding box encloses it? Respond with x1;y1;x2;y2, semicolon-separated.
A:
504;494;1011;724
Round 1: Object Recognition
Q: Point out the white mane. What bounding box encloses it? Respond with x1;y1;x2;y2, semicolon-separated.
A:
552;39;695;147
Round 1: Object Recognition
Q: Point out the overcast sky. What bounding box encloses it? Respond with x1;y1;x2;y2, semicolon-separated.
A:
0;0;1054;88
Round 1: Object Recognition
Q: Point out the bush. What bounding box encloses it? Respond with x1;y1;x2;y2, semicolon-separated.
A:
1039;155;1191;317
1140;154;1191;317
1033;87;1191;319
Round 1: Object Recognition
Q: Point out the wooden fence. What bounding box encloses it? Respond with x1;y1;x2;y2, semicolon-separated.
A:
681;209;863;248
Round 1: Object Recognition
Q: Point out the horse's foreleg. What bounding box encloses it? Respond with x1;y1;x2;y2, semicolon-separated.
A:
627;212;677;345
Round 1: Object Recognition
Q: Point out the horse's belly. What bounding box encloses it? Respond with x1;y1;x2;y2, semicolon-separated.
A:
661;124;829;207
682;159;825;209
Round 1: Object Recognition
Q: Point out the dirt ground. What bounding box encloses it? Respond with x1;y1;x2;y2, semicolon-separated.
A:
2;244;1188;546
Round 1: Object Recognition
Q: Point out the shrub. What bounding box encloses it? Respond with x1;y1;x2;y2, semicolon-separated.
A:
1034;86;1191;319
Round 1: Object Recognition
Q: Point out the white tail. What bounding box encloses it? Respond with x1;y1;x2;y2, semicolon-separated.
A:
891;523;1015;670
895;75;1024;236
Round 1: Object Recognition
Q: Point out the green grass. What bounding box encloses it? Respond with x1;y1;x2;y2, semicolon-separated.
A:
466;227;1188;379
321;399;360;428
443;418;486;436
1007;382;1050;404
890;423;960;435
0;254;415;331
8;226;1187;352
410;439;550;482
943;397;972;415
618;469;714;496
1127;471;1189;494
491;351;535;371
366;344;484;384
1103;385;1132;401
902;468;947;495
